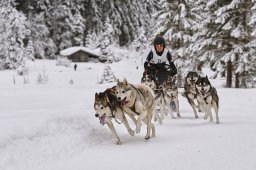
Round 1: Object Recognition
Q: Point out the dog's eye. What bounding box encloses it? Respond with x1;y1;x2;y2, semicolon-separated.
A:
122;90;125;93
101;107;104;109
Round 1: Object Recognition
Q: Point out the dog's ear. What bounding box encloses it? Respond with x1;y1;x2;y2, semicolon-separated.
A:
95;93;99;100
123;78;128;85
109;86;116;93
104;93;110;103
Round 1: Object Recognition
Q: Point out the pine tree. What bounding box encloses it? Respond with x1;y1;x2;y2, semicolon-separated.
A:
46;0;84;53
98;65;117;84
26;39;35;61
187;0;255;88
99;17;115;63
85;31;99;49
0;1;30;69
29;12;56;59
244;0;256;87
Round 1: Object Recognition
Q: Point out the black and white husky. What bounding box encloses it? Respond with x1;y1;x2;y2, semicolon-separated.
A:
182;72;200;118
115;78;156;140
195;76;220;123
94;87;137;144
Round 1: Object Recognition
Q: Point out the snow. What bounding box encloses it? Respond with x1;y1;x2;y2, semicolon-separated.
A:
0;57;256;170
60;46;100;57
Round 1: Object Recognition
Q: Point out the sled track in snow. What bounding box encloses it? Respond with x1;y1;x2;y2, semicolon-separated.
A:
0;115;111;169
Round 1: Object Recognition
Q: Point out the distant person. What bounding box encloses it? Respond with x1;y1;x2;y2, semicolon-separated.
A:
74;64;77;71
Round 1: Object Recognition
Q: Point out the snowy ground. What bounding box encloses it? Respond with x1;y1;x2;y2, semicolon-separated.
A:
0;57;256;170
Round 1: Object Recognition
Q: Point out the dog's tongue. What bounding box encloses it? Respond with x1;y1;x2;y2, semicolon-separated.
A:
99;115;106;125
121;97;128;105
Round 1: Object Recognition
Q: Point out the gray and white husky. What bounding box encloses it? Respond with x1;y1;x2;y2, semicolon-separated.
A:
195;76;220;123
115;78;156;140
94;87;137;145
162;77;180;118
182;71;200;118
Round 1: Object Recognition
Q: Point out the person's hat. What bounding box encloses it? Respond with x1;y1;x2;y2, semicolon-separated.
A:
153;36;165;48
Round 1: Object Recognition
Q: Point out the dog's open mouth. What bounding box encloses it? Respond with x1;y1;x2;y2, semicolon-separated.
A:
121;97;129;105
190;80;196;84
99;113;106;125
200;89;207;95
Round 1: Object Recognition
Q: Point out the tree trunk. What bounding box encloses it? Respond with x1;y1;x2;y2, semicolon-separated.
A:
177;69;182;88
226;60;232;88
240;72;247;88
235;73;239;88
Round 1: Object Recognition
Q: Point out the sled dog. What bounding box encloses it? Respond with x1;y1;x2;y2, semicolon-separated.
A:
94;87;137;144
162;77;180;118
195;75;220;123
141;73;163;124
182;71;200;118
141;72;158;90
115;78;156;140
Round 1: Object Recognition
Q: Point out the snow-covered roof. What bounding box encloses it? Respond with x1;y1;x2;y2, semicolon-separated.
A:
60;46;100;57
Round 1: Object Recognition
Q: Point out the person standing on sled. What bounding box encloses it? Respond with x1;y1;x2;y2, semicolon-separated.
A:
144;36;177;85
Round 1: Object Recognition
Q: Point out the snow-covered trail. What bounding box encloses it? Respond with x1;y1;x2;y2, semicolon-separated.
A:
0;59;256;170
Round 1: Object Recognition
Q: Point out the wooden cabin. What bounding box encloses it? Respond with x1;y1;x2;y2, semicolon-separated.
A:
60;47;100;62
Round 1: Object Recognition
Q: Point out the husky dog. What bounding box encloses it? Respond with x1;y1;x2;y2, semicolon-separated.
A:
141;73;157;90
94;87;137;145
141;73;163;124
183;71;200;118
162;77;180;118
195;76;220;123
115;78;156;140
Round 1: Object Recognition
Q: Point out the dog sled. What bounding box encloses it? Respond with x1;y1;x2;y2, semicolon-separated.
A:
144;63;176;87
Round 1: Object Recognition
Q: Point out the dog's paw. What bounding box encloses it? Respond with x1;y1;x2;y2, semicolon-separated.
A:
160;115;165;120
177;113;181;118
135;126;141;134
145;136;150;140
158;119;163;125
128;130;135;136
135;122;142;133
216;121;220;124
195;115;199;118
203;115;208;120
117;140;122;145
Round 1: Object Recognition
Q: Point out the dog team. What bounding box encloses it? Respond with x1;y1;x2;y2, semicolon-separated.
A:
94;71;220;145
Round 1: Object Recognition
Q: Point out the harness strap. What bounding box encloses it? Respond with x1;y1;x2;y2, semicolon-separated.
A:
114;117;123;124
